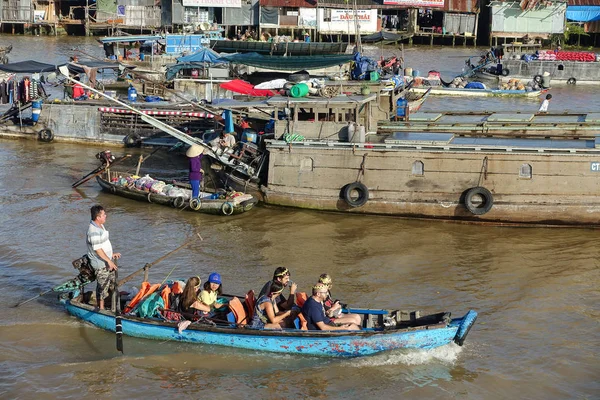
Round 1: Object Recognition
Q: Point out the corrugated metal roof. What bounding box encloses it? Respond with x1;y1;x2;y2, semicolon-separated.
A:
445;0;480;13
259;0;317;7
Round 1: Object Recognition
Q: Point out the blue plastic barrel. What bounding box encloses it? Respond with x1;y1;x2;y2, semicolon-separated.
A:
396;98;407;117
223;110;234;133
32;100;42;123
127;85;137;102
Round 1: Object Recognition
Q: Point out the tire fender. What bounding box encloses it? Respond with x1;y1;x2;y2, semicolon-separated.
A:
221;202;234;216
501;68;510;76
190;198;202;211
464;187;494;215
172;196;185;208
533;74;542;84
38;128;54;142
567;77;576;85
341;182;369;208
123;133;140;148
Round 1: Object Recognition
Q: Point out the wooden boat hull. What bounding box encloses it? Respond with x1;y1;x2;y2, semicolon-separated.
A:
500;59;600;84
263;140;600;227
209;40;348;56
410;87;542;98
61;298;477;357
97;176;257;216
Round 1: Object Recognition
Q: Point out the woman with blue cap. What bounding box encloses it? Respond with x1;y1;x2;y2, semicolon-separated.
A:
196;272;226;314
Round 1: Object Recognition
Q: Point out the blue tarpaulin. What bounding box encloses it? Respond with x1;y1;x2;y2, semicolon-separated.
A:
566;6;600;22
176;48;223;64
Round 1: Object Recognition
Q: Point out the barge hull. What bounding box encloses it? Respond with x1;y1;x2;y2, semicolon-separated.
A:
264;142;600;227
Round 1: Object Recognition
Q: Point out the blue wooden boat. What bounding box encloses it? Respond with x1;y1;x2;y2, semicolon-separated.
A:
60;294;477;357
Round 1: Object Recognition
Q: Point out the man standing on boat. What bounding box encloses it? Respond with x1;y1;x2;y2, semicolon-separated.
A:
86;205;121;310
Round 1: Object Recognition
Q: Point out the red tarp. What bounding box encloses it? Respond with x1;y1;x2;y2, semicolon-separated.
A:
220;80;275;97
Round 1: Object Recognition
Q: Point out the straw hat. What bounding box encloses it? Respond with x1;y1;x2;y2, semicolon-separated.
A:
186;145;205;157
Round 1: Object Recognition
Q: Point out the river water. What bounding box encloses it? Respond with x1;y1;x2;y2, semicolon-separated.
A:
0;36;599;399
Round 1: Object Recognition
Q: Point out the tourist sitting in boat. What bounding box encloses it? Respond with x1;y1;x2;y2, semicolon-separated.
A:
179;276;202;314
318;274;361;327
302;283;361;331
251;281;297;329
258;267;297;312
196;272;227;315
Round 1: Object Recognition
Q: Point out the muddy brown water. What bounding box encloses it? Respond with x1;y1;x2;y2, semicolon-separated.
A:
0;36;599;399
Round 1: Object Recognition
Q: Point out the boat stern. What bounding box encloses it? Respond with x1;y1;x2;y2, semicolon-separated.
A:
452;310;478;346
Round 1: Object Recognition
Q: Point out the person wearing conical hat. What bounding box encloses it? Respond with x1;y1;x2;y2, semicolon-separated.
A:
186;145;206;199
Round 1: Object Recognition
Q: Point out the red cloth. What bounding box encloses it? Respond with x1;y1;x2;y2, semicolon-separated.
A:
220;80;275;97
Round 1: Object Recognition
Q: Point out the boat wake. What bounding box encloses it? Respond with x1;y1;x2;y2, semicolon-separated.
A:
350;343;462;367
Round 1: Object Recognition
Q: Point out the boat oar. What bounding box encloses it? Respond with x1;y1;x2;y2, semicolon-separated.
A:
72;155;132;188
117;234;199;287
114;266;123;353
13;288;55;308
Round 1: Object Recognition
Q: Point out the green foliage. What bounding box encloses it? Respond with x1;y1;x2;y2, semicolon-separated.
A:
564;22;589;41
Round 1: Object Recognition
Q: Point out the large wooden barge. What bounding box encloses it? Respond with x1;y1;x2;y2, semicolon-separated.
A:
214;95;600;227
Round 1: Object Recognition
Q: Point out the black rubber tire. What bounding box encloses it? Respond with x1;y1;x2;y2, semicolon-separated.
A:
38;128;54;142
221;202;234;216
288;72;309;83
110;185;116;194
501;68;510;77
341;182;369;208
464;187;494;215
172;196;185;208
189;198;202;211
282;82;295;91
567;77;576;85
123;133;140;148
533;75;542;84
1;56;8;65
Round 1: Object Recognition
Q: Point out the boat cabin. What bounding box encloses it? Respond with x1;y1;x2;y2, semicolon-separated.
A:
266;94;383;141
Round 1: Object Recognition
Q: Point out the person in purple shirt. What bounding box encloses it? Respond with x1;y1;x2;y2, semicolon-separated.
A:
186;145;206;199
302;283;361;331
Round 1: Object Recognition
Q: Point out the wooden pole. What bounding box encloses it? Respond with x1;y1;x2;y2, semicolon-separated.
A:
117;235;199;287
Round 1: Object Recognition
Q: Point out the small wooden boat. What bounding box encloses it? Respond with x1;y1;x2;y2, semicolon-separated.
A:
410;86;543;98
97;171;257;216
60;290;477;357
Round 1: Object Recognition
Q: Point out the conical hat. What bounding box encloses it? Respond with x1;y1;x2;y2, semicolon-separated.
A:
186;145;205;157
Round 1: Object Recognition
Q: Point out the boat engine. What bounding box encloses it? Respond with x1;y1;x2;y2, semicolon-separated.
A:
96;150;116;166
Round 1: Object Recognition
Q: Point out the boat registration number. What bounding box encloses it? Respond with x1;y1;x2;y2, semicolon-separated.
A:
591;162;600;172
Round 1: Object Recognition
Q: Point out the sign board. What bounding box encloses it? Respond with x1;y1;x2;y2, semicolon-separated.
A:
382;0;445;8
591;162;600;172
166;34;211;54
331;9;372;22
318;9;378;34
182;0;241;8
299;8;317;27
